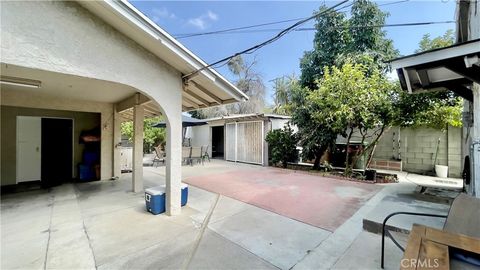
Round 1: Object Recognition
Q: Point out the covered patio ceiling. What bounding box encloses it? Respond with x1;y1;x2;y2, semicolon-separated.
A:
390;39;480;101
0;63;229;122
0;63;161;121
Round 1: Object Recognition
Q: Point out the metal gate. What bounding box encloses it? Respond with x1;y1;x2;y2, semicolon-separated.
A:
225;121;264;165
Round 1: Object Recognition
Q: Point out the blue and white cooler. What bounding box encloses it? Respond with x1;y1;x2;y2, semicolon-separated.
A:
145;186;166;215
181;183;188;206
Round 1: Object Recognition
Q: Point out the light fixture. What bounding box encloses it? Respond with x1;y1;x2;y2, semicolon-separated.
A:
0;76;41;88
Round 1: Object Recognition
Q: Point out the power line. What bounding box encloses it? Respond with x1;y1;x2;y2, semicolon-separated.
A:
174;0;410;39
182;0;351;80
176;21;456;37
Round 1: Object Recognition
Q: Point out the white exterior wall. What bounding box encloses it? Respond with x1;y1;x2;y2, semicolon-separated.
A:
1;1;183;213
190;125;212;157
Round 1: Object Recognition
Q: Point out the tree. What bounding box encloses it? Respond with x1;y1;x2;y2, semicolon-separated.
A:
121;116;166;153
190;55;266;118
271;74;297;115
300;0;398;89
415;29;454;53
307;64;393;175
265;124;299;168
395;29;462;130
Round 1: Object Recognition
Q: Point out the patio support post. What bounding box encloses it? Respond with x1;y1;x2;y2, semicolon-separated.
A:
165;109;182;215
113;105;121;178
472;83;480;197
132;104;144;192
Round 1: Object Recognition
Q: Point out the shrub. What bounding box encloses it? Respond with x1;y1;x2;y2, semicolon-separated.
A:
265;124;298;168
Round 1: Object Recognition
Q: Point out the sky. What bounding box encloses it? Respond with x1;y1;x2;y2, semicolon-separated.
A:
131;0;456;105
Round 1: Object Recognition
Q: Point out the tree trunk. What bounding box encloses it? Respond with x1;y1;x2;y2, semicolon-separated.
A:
312;146;326;170
365;125;387;169
344;128;354;176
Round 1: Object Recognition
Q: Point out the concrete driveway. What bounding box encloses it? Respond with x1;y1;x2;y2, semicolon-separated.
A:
3;160;445;270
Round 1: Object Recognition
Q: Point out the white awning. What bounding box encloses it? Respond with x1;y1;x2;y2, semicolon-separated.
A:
390;39;480;101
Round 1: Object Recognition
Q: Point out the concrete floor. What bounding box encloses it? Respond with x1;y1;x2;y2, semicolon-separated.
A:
1;160;457;270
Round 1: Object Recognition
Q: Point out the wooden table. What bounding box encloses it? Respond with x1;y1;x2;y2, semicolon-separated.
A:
401;224;480;270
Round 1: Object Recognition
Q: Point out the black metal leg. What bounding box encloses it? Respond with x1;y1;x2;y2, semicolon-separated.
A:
380;212;447;269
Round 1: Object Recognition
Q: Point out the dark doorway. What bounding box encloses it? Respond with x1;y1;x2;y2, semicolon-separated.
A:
211;126;224;159
41;118;73;187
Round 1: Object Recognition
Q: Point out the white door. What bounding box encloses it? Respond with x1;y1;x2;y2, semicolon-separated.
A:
16;116;42;182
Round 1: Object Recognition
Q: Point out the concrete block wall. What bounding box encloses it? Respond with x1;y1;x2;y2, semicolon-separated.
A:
372;126;462;177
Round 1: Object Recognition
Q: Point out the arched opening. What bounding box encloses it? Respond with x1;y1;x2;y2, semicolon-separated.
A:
1;63;171;196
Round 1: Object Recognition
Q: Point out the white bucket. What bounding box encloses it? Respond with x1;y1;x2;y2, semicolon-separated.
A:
435;165;448;178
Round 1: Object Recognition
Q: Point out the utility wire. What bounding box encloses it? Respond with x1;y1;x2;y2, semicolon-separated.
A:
177;21;455;36
175;0;410;39
182;0;350;80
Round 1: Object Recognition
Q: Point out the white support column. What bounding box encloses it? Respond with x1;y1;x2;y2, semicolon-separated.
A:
165;110;182;215
113;105;122;179
132;104;144;193
472;83;480;197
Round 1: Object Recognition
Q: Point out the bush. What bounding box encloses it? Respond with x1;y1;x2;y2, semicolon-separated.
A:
265;124;298;168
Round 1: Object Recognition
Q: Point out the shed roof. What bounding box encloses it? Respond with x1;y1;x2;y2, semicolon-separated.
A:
204;113;291;123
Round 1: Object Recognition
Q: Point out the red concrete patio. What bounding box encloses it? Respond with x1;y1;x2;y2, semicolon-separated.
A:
184;167;382;231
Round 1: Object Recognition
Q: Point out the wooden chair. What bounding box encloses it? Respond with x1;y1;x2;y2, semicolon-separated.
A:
381;193;480;269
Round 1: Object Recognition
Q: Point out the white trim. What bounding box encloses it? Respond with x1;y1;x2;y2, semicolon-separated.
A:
391;40;480;69
234;122;238;163
79;0;248;102
261;120;265;166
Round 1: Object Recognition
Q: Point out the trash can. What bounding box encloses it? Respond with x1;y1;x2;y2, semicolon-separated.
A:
181;183;188;206
145;186;166;215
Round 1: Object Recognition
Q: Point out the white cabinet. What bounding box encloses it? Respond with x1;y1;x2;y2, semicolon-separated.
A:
120;147;133;172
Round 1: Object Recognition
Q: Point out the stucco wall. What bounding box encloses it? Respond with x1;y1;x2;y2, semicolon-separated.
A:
1;1;182;118
190;125;212;156
1;105;100;186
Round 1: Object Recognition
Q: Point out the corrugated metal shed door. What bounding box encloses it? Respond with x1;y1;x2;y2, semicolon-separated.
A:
225;121;264;165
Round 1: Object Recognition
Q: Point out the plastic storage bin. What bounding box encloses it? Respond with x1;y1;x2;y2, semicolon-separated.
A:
145;186;166;215
78;164;95;181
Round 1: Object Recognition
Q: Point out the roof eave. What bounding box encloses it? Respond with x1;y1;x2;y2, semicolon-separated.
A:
78;0;248;103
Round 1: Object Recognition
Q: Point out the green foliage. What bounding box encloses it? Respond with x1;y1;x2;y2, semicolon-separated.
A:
265;124;299;168
300;0;398;89
393;90;463;130
293;60;396;172
271;74;297;115
121;116;166;154
394;30;462;129
189;110;206;119
415;29;454;53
